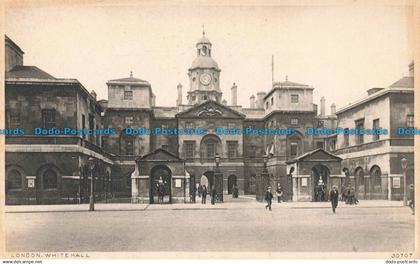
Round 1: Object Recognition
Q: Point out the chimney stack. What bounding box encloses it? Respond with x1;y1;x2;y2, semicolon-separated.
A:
250;95;256;108
320;96;326;117
231;82;238;106
151;93;156;107
256;92;266;109
176;83;183;106
409;61;414;77
330;103;336;115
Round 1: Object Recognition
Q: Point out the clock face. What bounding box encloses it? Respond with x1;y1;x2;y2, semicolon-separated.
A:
200;73;212;85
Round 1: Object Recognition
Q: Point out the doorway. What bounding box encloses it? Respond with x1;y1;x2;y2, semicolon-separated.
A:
150;165;172;204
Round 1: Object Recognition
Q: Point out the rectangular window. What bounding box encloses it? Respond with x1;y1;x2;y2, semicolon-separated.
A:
125;116;134;125
162;124;168;130
266;102;269;109
228;122;235;129
227;141;238;159
81;114;86;140
344;128;349;147
124;91;133;100
102;136;108;149
186;122;194;129
42;109;56;129
125;136;134;155
407;115;414;128
290;142;298;157
329;140;336;151
317;120;324;128
7;111;21;128
207;142;215;159
291;94;299;103
372;118;380;141
316;141;324;150
185;141;195;159
271;97;274;105
290;118;299;127
355;119;364;144
249;145;256;158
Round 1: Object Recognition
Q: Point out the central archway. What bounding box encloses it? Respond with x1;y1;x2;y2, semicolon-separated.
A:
311;164;330;202
150;165;172;204
201;171;214;190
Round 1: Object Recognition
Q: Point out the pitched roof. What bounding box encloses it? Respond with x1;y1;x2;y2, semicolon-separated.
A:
6;65;55;80
109;76;149;83
389;76;414;88
273;80;309;87
176;99;245;118
137;148;184;162
285;148;342;164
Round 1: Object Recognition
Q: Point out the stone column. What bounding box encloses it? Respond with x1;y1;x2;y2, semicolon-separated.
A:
131;162;140;203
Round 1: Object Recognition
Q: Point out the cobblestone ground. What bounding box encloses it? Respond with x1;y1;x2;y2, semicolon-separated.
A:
5;197;415;252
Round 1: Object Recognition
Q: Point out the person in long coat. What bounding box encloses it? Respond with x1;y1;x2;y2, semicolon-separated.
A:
408;184;415;215
265;186;274;211
201;185;207;204
329;185;339;213
211;186;217;205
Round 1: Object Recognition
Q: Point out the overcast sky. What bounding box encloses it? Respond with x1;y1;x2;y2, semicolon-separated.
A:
5;2;413;112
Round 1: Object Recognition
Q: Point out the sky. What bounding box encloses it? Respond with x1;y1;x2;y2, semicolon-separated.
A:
5;2;413;112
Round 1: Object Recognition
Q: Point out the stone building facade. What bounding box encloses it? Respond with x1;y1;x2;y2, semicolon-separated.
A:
4;34;415;204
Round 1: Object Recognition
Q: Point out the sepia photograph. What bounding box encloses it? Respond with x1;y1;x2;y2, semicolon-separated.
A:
1;0;419;261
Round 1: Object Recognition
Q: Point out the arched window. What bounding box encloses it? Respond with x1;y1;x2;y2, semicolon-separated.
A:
354;167;364;187
200;135;221;160
43;169;58;189
370;166;381;187
8;169;22;189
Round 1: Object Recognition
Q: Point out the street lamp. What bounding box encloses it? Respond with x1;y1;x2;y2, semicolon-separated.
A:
88;157;96;211
214;153;223;202
401;157;408;206
215;153;221;171
263;154;268;172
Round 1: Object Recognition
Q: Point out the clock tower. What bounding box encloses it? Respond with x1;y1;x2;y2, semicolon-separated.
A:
187;31;222;105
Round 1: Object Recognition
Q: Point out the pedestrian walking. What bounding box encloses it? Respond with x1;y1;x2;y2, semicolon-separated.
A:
408;184;415;215
211;186;217;205
329;185;339;213
276;183;284;203
265;186;273;211
201;185;207;204
198;184;202;198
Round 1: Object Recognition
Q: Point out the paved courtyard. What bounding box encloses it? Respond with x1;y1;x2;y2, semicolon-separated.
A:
5;197;415;252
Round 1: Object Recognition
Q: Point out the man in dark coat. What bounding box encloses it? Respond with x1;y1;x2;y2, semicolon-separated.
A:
265;186;274;211
201;185;207;204
211;186;217;205
329;185;339;213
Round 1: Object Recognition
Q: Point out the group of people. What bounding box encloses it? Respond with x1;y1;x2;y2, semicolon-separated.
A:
341;184;359;205
196;184;218;205
265;184;341;213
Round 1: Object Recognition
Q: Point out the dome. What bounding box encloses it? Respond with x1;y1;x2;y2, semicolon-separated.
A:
197;35;211;45
190;56;219;69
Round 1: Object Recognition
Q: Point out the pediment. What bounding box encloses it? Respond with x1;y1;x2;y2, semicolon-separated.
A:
176;100;245;119
137;148;183;162
286;148;342;164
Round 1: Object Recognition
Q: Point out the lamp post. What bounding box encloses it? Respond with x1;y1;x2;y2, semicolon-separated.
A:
214;153;223;202
88;157;95;211
263;154;268;173
401;157;408;206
